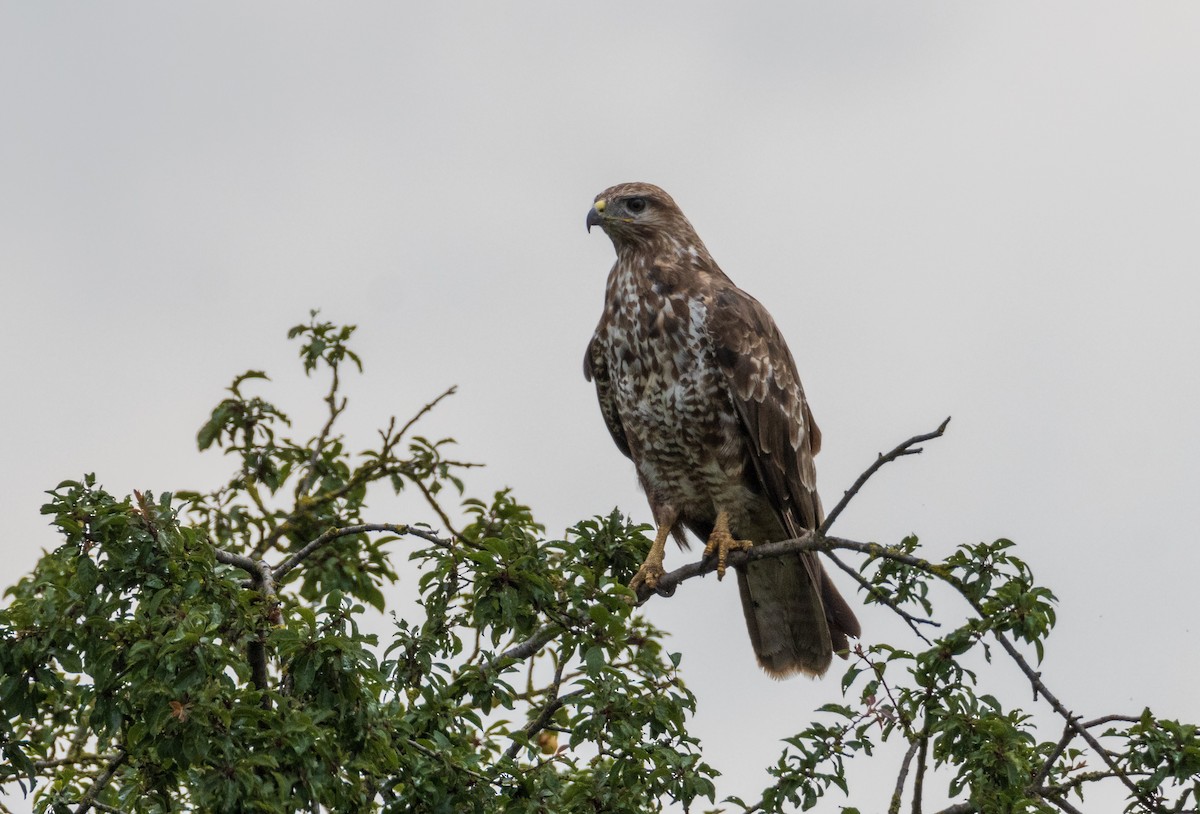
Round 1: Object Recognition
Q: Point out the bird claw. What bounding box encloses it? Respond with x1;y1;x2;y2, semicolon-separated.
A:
702;528;753;580
629;559;666;593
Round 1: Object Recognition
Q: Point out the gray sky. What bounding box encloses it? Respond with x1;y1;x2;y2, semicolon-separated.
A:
3;3;1198;811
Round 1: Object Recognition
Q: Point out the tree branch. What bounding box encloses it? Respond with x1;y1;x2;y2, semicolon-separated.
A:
394;385;457;443
210;545;277;695
404;737;494;788
632;417;952;609
497;624;564;664
1033;714;1142;790
503;666;585;761
889;739;920;814
627;506;1162;811
296;363;346;500
272;523;454;581
824;549;938;645
820;417;951;535
987;629;1159;811
1041;793;1086;814
89;804;130;814
89;803;131;814
72;749;127;814
633;532;938;605
413;476;465;540
912;698;932;814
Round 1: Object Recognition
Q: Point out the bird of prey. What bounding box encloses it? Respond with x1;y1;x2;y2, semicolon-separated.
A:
584;182;861;678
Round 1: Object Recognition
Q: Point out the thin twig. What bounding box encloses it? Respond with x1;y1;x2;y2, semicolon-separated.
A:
395;386;458;442
90;803;131;814
296;365;347;500
1033;714;1142;789
825;549;938;645
252;388;457;557
4;753;120;775
503;664;578;761
820;417;951;535
1040;770;1155;797
404;738;494;787
273;523;454;581
987;629;1158;810
1041;793;1086;814
414;477;465;540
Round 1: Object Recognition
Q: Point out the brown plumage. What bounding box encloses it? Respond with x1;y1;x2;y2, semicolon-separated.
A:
583;182;860;678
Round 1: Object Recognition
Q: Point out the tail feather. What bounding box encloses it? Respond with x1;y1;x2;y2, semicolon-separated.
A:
737;551;859;678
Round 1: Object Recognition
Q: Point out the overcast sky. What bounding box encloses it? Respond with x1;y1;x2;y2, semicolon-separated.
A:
2;3;1198;811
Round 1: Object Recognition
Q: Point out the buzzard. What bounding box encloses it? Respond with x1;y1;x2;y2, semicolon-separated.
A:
584;182;861;678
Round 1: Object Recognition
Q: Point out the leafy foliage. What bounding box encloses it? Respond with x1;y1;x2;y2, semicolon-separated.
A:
2;313;1196;814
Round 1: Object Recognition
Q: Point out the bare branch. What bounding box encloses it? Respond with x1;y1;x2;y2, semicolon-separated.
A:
889;740;920;814
90;803;131;814
1041;793;1086;814
824;549;938;645
296;361;347;500
820;416;951;535
211;546;261;574
988;629;1159;810
395;386;458;443
209;544;277;697
632;418;951;611
633;532;939;606
72;749;127;814
912;703;932;814
497;624;563;664
404;738;494;787
504;662;579;761
413;477;465;540
1033;714;1142;790
273;523;454;581
0;753;122;777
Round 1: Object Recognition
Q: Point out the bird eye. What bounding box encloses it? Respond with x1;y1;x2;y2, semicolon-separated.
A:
626;197;648;214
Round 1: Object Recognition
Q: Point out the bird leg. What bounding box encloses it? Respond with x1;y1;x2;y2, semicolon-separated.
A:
630;522;672;592
702;510;753;581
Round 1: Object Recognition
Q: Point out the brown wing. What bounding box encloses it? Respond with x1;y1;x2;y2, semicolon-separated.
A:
709;281;862;662
584;330;632;460
707;283;822;535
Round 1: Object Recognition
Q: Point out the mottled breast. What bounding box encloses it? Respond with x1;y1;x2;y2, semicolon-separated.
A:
597;259;752;522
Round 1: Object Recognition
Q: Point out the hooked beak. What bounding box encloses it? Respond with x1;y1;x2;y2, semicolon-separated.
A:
586;200;606;232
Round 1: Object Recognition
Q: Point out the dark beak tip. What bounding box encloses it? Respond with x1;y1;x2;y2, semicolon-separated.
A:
585;208;603;233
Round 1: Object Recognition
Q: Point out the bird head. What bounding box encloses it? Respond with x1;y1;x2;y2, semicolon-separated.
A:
586;182;693;249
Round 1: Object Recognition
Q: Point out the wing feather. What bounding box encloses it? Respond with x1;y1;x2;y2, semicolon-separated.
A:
708;285;822;535
584;331;633;460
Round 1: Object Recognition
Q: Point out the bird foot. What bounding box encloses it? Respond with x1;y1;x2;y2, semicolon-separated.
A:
702;528;753;580
629;554;666;593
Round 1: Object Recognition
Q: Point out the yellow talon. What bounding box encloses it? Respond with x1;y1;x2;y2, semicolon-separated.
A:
702;510;753;580
630;523;671;592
